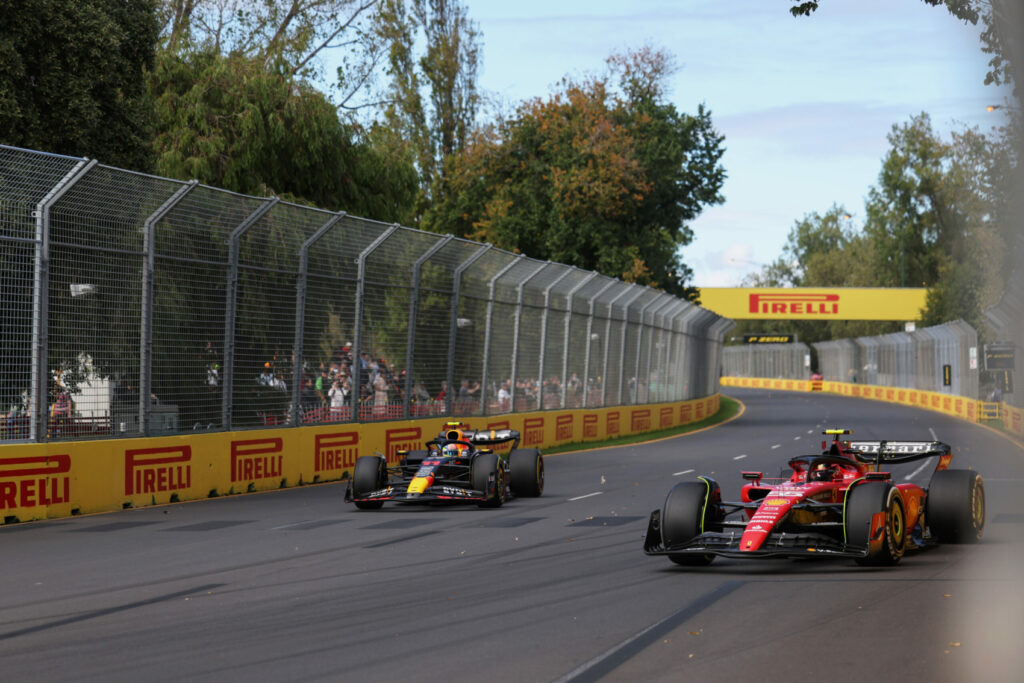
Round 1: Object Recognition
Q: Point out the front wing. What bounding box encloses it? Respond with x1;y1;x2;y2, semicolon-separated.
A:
642;510;871;560
345;481;489;505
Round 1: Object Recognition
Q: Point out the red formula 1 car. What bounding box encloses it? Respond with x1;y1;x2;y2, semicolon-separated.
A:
344;422;544;509
644;429;985;566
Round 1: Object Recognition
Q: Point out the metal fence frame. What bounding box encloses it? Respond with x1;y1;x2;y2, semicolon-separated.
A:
0;144;732;442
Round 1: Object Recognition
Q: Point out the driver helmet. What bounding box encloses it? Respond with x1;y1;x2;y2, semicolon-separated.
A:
809;463;838;482
442;443;462;458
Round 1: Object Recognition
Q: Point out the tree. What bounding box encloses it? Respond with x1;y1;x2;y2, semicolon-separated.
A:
378;0;481;208
425;47;725;299
149;49;417;221
156;0;387;110
0;0;160;171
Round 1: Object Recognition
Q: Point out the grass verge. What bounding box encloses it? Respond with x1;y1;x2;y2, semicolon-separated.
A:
543;396;744;456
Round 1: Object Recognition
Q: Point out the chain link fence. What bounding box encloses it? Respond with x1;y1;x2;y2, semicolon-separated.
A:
722;343;810;379
0;145;731;442
812;320;979;397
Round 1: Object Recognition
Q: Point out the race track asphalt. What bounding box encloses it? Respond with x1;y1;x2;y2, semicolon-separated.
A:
2;387;1023;682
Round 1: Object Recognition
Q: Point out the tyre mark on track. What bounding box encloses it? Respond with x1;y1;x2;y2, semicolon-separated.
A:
0;583;225;641
552;580;744;683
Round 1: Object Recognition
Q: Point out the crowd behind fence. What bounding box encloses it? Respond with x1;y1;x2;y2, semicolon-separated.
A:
0;145;732;442
722;321;985;400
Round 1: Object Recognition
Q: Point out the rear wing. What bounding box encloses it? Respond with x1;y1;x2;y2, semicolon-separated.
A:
462;429;521;449
846;440;951;465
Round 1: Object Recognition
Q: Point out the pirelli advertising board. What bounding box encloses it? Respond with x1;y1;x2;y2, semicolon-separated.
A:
0;394;721;524
698;288;928;321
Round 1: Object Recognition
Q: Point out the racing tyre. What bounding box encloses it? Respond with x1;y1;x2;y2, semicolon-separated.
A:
352;456;387;510
926;469;985;543
845;482;906;566
661;479;721;566
472;452;505;508
509;449;544;497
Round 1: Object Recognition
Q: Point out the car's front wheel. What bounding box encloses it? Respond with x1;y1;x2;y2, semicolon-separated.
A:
845;482;906;566
352;456;387;510
661;479;721;566
472;453;505;508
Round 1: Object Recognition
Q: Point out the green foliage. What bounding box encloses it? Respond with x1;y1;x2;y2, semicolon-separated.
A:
740;114;1016;347
149;50;417;221
0;0;160;170
424;47;724;299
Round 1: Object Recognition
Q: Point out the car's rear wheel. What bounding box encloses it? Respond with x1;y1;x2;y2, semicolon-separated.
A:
509;448;544;497
352;456;387;510
927;469;985;543
472;453;505;508
661;479;721;566
845;482;905;566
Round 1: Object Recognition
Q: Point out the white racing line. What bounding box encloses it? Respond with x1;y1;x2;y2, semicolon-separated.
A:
733;454;747;460
903;427;940;481
672;469;694;476
568;492;603;501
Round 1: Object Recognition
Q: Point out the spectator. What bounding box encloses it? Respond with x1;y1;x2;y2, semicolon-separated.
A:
316;368;330;405
328;377;347;418
498;380;512;411
258;362;274;386
373;370;389;417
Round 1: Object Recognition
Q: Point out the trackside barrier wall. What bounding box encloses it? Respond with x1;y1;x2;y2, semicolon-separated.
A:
0;144;731;448
0;394;720;523
721;376;1024;440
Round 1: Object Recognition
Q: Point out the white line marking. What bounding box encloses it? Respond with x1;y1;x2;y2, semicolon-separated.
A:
271;521;312;530
904;457;935;481
568;492;603;501
733;454;747;460
771;444;781;450
929;427;938;440
794;436;801;441
673;469;694;476
807;430;814;434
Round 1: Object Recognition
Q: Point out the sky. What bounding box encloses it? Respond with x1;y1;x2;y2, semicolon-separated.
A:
461;0;1012;287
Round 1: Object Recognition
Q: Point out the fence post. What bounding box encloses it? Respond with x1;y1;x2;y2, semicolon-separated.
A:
631;293;662;404
30;157;97;441
582;279;616;408
221;197;279;430
481;255;524;416
291;212;346;426
509;261;550;412
601;284;637;407
404;234;452;418
615;286;647;406
140;180;197;436
350;225;400;420
445;244;491;416
557;271;599;408
644;296;676;403
536;267;577;411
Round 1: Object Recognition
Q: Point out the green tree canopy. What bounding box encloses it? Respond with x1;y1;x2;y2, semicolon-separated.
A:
424;47;725;299
0;0;160;171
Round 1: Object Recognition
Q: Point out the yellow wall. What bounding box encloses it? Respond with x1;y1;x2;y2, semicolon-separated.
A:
720;376;1024;437
699;287;928;320
0;394;721;523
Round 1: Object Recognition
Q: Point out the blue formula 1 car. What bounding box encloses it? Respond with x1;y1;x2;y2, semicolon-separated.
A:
344;422;544;509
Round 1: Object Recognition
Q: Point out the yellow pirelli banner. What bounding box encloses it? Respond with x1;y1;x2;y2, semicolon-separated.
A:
0;394;721;524
699;287;928;321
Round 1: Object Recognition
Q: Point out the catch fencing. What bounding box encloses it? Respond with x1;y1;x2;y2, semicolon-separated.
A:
812;321;979;398
0;144;731;442
721;343;810;380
